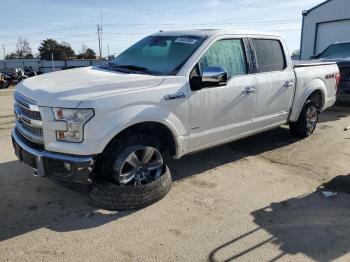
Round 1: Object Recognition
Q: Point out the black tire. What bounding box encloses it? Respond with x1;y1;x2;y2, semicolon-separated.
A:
0;80;4;89
89;165;172;211
289;100;318;138
90;131;172;210
4;80;10;89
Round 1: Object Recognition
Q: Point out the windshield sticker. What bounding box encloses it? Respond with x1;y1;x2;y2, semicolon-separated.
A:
174;37;198;45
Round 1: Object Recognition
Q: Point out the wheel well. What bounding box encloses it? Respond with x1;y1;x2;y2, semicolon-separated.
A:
307;90;323;110
107;122;176;157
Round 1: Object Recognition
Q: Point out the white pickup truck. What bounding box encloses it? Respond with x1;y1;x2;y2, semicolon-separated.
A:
12;29;339;210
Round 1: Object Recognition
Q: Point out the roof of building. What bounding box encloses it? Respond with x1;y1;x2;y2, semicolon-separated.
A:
303;0;334;15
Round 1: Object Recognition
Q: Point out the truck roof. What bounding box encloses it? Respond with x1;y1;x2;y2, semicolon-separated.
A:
152;29;282;38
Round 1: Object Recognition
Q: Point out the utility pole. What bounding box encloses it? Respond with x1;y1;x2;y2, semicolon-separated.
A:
97;25;102;62
2;44;5;60
107;43;109;58
100;9;103;60
51;52;55;71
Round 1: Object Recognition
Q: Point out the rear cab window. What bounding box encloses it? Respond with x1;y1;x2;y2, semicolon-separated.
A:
251;39;286;73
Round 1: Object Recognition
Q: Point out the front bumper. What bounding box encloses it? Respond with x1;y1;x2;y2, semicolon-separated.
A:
12;128;94;184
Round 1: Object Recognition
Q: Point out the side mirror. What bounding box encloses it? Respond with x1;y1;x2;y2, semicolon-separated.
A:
189;66;228;91
202;66;228;87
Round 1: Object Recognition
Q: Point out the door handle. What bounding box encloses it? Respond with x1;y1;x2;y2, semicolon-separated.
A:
283;81;294;88
242;86;256;95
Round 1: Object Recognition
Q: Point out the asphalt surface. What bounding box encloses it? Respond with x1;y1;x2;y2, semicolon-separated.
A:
1;87;350;262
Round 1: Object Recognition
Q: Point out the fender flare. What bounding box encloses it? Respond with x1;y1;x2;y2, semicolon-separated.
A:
96;114;186;159
289;79;326;122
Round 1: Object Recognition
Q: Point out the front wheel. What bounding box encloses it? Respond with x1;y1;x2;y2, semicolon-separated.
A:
89;133;172;210
114;145;164;186
289;100;318;138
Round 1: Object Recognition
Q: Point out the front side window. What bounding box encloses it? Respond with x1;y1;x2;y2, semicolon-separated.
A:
110;35;205;75
199;39;247;79
252;39;286;73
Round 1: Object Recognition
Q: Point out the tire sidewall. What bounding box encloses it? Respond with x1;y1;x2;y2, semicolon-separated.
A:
90;165;172;211
302;101;318;136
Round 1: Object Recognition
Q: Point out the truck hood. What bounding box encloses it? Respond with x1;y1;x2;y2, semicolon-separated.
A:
16;66;165;108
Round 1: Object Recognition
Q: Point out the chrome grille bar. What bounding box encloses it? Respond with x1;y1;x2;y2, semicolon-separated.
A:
14;91;43;144
14;92;40;112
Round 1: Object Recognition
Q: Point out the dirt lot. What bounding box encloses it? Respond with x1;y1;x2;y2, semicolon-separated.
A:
1;87;350;262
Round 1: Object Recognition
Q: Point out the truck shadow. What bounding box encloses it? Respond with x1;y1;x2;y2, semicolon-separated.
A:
209;180;350;261
318;105;350;123
0;160;130;241
168;126;299;181
0;126;300;241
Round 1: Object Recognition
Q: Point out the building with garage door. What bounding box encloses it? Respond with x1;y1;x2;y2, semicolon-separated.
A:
300;0;350;60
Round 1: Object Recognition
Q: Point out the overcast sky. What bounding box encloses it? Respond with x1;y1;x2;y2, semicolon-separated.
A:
0;0;324;58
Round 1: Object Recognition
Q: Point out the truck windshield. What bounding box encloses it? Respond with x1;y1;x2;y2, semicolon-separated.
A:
319;43;350;59
108;35;205;75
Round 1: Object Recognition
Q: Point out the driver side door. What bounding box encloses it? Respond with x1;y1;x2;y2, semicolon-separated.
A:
187;38;257;152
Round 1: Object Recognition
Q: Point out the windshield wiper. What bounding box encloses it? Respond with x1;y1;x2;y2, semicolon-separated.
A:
117;64;155;75
100;62;131;73
102;62;158;75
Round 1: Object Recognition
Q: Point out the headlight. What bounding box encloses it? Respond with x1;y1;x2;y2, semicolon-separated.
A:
52;108;94;142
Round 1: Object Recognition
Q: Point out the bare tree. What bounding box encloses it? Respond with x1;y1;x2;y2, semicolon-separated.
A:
15;37;32;58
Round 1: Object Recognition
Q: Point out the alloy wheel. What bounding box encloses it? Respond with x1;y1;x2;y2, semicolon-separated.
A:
116;146;163;186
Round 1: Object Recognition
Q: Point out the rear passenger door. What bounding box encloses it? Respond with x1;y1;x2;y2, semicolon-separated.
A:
249;38;295;128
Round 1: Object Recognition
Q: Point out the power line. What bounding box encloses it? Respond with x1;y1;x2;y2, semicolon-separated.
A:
0;25;94;38
0;18;301;39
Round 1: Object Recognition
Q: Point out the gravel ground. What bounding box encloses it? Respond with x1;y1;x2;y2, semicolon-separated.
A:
1;87;350;262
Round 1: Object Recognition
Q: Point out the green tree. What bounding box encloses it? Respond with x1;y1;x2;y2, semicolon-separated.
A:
85;48;96;59
291;49;300;57
77;47;96;59
38;39;75;60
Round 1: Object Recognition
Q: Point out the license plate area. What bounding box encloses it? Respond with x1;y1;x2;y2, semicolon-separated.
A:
12;139;37;169
13;141;22;161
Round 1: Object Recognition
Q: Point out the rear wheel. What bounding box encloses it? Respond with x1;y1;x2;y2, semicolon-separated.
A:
289;100;318;138
89;132;172;210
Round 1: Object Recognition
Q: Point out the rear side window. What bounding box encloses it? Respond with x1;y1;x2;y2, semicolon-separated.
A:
252;39;286;72
199;39;247;79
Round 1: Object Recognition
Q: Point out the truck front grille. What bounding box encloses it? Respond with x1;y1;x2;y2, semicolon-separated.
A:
19;105;42;120
14;92;44;144
21;121;43;137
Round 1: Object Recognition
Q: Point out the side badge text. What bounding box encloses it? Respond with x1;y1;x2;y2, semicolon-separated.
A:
164;92;186;101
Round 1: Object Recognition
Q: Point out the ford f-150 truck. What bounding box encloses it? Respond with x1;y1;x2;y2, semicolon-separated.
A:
12;29;340;210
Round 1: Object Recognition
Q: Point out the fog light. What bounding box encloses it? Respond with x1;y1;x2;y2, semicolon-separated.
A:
63;162;71;171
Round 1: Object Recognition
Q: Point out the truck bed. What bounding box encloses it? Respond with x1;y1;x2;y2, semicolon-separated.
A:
289;61;339;122
293;60;336;68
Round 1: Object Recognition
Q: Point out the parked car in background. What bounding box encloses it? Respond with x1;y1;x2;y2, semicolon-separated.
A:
12;30;339;210
312;42;350;104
